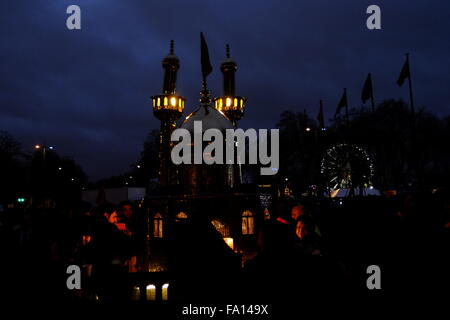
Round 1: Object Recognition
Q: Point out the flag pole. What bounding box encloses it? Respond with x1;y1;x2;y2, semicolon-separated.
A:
370;74;375;112
406;53;415;113
344;88;349;126
319;99;323;128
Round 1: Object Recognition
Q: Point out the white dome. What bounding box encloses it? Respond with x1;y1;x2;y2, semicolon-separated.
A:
181;105;233;132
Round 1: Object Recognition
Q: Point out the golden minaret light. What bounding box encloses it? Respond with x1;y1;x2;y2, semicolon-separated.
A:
214;44;246;127
151;40;185;186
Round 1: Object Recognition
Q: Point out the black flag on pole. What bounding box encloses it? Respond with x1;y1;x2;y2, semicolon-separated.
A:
335;89;347;118
317;100;325;128
397;57;410;87
361;73;373;103
200;32;213;81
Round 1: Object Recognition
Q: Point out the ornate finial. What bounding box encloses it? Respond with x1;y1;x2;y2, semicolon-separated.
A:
200;82;211;106
226;44;230;59
170;40;174;55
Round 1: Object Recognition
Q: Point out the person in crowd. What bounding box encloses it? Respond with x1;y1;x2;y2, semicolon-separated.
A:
169;212;241;302
90;204;132;300
294;215;322;256
291;200;322;237
117;200;138;272
291;202;306;221
117;200;135;236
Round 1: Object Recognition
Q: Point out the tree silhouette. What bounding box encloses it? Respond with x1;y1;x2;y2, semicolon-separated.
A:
277;100;450;194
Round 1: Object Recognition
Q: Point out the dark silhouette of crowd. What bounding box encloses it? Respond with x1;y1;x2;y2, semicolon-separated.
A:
0;190;449;304
0;200;142;302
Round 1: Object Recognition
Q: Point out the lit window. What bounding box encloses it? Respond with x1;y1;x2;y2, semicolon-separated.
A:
132;286;141;300
175;212;188;222
162;283;169;301
146;284;156;301
242;210;255;235
164;97;168;107
153;213;163;238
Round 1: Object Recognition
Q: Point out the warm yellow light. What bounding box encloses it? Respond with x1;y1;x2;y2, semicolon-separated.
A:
131;286;140;301
240;99;243;108
164;97;168;106
330;189;340;198
226;97;231;107
35;145;41;149
223;237;234;250
178;99;182;108
170;97;177;107
234;98;238;107
157;97;160;107
219;99;223;109
146;284;156;301
162;283;169;301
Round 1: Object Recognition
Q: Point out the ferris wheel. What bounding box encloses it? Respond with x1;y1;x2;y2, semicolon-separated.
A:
321;143;374;196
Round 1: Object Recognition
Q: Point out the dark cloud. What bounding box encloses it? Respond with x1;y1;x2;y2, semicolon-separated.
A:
1;0;449;180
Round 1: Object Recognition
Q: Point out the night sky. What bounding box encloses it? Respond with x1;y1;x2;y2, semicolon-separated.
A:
1;0;449;181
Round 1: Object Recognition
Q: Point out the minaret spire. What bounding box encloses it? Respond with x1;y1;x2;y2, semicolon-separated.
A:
220;44;237;96
214;44;246;127
162;40;179;95
151;40;186;187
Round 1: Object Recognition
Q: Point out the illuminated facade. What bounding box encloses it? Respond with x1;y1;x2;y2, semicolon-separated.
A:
140;38;276;300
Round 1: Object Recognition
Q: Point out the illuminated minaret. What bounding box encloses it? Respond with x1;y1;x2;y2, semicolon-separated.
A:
151;40;185;186
214;44;246;127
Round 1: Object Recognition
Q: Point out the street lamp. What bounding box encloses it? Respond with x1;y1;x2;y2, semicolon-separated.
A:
33;144;55;162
